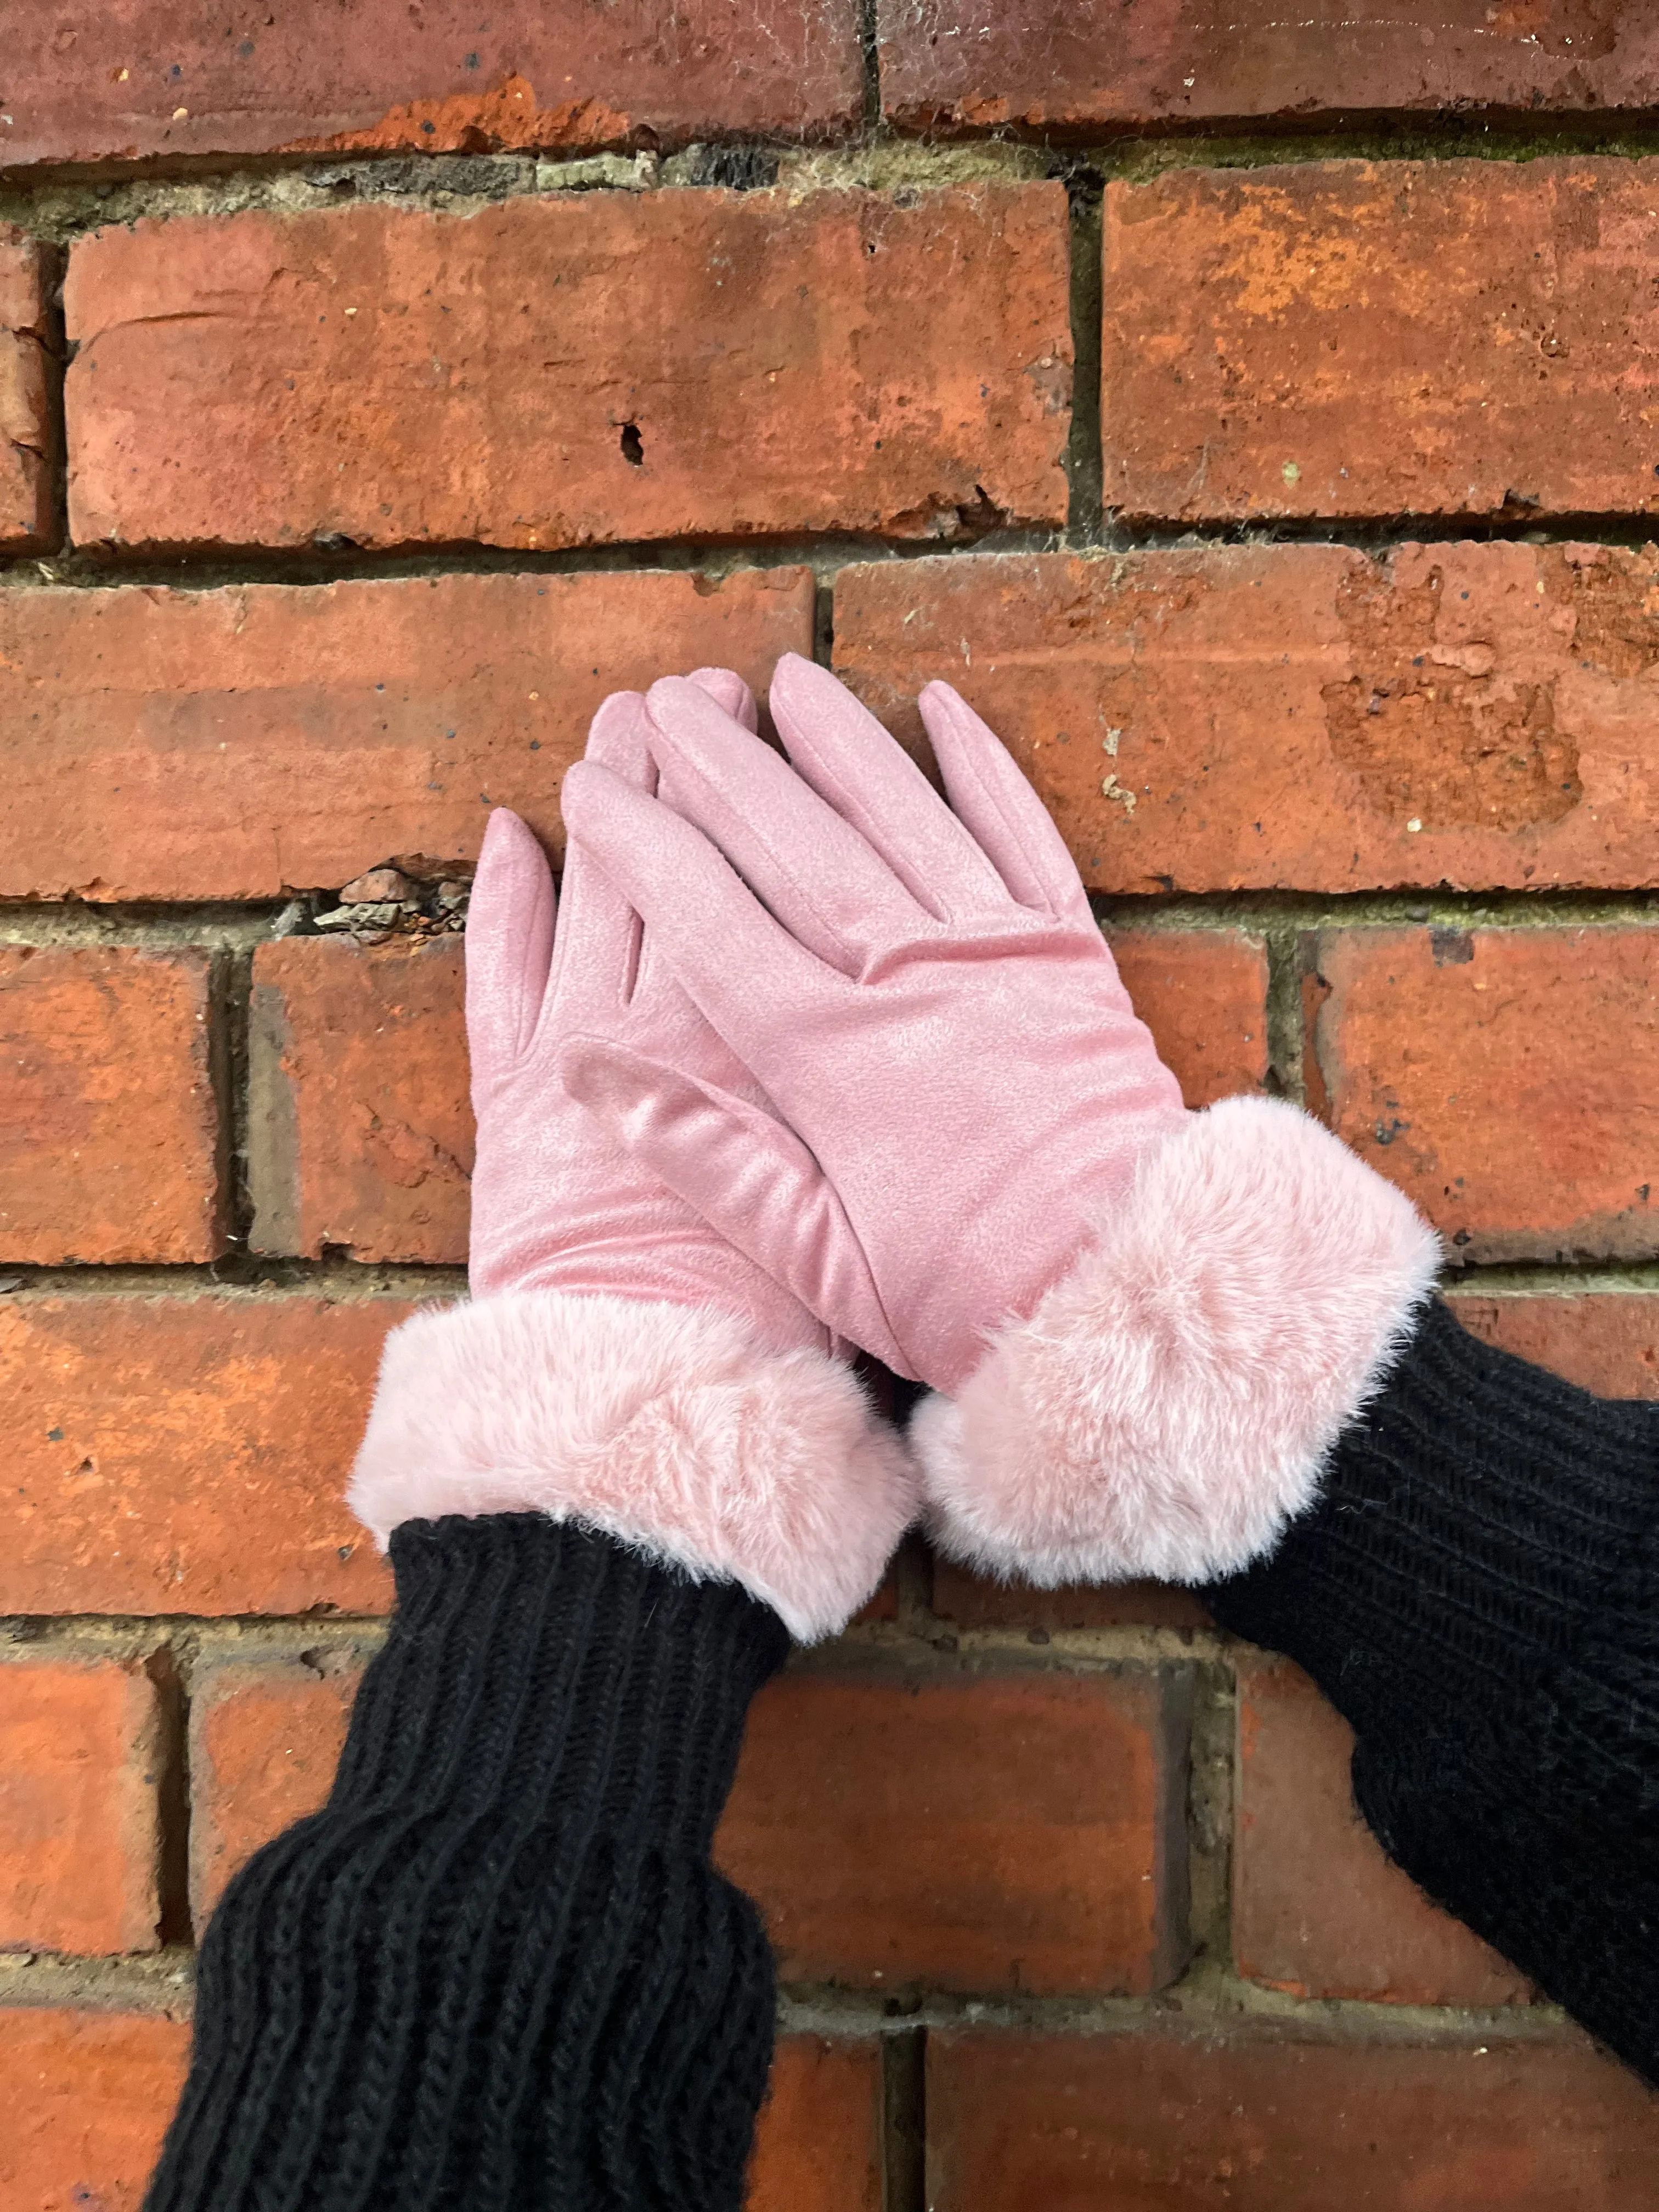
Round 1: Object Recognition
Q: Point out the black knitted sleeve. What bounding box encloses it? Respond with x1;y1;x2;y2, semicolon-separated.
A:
143;1515;791;2212
1206;1297;1659;2085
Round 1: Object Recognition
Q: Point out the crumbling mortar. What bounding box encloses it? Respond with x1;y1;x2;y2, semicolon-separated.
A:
1184;1662;1235;1974
0;1942;1574;2042
0;1250;1652;1310
0;1947;196;2013
1097;511;1659;555
27;237;69;557
17;105;1659;238
0;1616;389;1658
0;1618;175;1662
782;1630;1215;1681
0;138;1054;249
0;902;297;947
775;1971;1575;2044
881;2024;928;2212
1077;112;1659;185
0;1257;469;1299
12;510;1659;606
1060;170;1104;548
1089;887;1659;934
1262;924;1310;1107
0;528;1077;597
208;946;252;1258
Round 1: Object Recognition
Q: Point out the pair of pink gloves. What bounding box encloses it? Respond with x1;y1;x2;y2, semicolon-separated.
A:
352;661;1437;1640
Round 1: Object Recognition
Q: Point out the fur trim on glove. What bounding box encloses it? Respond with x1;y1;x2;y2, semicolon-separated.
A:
912;1096;1441;1587
348;1292;917;1643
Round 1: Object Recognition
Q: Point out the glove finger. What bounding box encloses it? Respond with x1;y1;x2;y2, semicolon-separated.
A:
560;1036;912;1375
465;808;556;1086
686;665;760;733
579;671;761;1025
536;686;664;1046
644;674;927;978
768;653;1012;924
550;669;761;1038
918;681;1095;927
561;758;845;1077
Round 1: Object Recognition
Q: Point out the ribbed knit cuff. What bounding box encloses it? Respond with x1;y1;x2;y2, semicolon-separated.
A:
145;1516;790;2212
1208;1299;1659;2085
1207;1297;1658;1737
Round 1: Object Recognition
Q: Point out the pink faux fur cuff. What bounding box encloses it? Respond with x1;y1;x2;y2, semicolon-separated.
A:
912;1096;1441;1587
348;1292;918;1643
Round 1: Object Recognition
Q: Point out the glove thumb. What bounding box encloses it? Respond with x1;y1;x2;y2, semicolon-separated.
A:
559;1037;911;1376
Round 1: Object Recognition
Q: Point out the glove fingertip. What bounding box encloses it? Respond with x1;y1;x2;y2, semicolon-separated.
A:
688;665;760;733
467;808;556;1070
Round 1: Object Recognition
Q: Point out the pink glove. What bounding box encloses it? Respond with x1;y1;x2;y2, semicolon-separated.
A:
462;675;832;1349
561;656;1439;1587
348;670;917;1641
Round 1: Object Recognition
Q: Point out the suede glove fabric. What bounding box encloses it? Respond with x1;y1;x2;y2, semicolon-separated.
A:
562;655;1440;1587
350;669;916;1642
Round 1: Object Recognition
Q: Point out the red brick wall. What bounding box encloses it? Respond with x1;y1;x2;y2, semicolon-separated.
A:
3;9;1658;2202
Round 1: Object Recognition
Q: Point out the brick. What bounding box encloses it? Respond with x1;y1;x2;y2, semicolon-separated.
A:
832;543;1659;894
1306;928;1659;1262
1;228;52;550
0;568;814;902
0;1295;404;1615
1105;930;1269;1107
0;3;861;169
0;1658;163;1955
0;947;222;1263
1104;159;1659;522
250;938;470;1265
1234;1656;1527;2007
1449;1292;1659;1401
931;1560;1209;1633
714;1668;1189;1995
189;1653;364;1923
746;2038;882;2212
0;2007;189;2212
927;2027;1659;2209
64;188;1070;555
880;4;1659;131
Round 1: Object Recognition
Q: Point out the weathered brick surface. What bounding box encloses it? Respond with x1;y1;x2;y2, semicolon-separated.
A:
0;3;861;169
1;228;52;549
832;544;1659;893
0;1657;163;1955
0;1295;403;1616
0;566;813;901
0;2007;190;2212
250;938;471;1265
1103;160;1659;522
930;1561;1209;1633
928;2027;1659;2208
714;1669;1189;1996
15;30;1659;2173
0;947;222;1263
1305;928;1659;1262
746;2039;882;2212
1449;1292;1659;1401
1234;1656;1528;2007
189;1654;365;1925
880;4;1659;131
1105;929;1269;1106
64;188;1070;555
